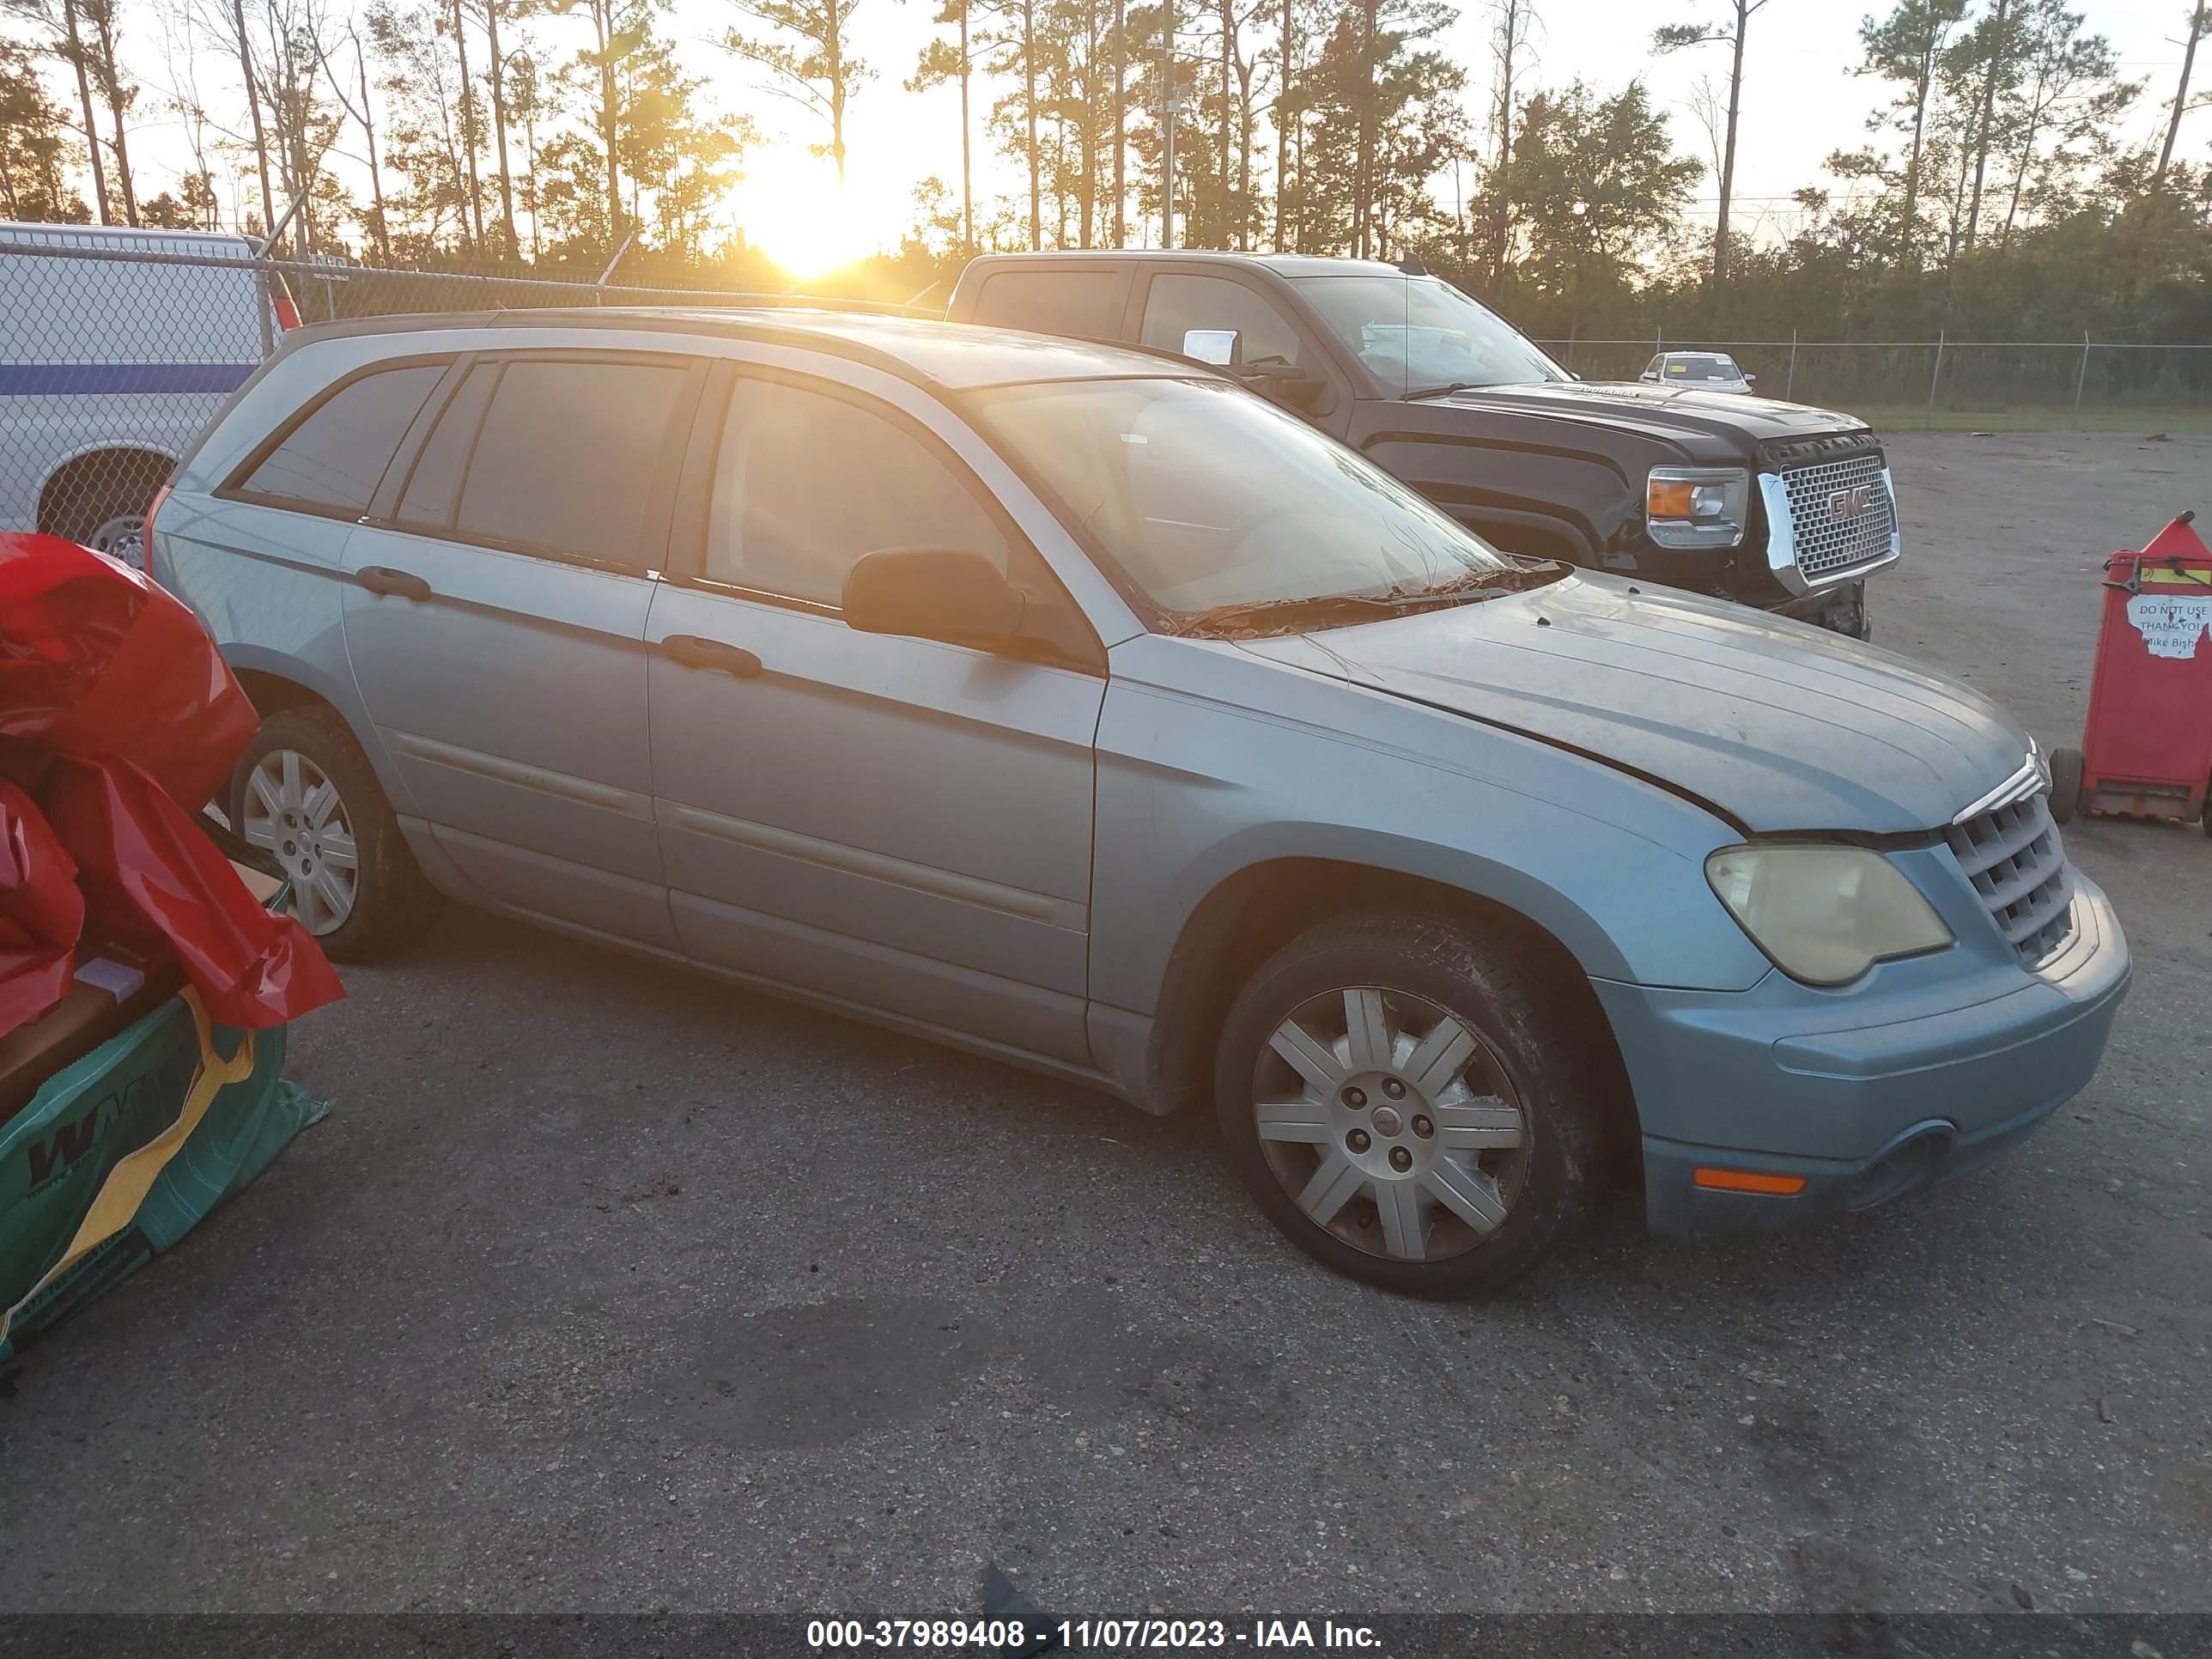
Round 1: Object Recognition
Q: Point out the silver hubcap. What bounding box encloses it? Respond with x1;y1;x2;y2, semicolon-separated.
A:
1253;987;1530;1263
241;749;358;936
88;512;146;569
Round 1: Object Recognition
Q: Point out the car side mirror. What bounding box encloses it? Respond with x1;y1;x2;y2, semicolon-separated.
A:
1182;328;1243;367
843;548;1025;648
1744;373;1758;386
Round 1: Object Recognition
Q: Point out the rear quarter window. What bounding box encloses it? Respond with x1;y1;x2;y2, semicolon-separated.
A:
967;269;1127;338
232;362;447;515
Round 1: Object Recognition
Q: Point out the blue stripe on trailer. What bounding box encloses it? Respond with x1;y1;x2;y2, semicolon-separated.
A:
0;362;258;396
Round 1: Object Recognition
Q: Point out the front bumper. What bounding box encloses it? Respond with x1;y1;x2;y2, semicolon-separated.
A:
1593;873;2130;1237
1772;579;1870;639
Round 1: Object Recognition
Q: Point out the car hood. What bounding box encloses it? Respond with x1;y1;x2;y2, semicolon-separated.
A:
1234;574;2027;835
1414;379;1867;446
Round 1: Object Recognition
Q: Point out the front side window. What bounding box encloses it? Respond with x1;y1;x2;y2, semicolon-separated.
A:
238;363;445;514
1139;275;1304;367
453;359;688;568
969;376;1549;621
1293;275;1566;394
705;378;1011;606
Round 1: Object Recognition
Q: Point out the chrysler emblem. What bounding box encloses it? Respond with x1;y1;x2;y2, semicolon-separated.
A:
1827;483;1874;522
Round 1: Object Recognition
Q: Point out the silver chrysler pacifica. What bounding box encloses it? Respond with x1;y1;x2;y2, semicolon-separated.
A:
151;309;2130;1297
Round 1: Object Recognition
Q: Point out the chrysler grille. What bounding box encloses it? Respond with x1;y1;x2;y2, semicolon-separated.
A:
1947;787;2075;964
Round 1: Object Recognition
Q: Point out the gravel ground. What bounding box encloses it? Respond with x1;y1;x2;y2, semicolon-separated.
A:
1;433;2207;1618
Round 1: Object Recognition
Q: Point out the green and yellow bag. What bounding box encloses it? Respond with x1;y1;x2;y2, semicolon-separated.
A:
0;987;326;1362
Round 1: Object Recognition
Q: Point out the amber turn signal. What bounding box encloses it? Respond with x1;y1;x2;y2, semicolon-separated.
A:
1692;1166;1808;1196
1647;478;1699;519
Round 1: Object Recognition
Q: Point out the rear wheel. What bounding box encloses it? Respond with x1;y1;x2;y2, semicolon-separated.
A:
44;453;167;569
1214;913;1607;1298
228;706;440;960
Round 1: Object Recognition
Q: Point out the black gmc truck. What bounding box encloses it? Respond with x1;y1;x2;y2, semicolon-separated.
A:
945;251;1897;637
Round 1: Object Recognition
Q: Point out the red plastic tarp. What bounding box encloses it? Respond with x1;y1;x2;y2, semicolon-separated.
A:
0;532;342;1032
0;777;82;1035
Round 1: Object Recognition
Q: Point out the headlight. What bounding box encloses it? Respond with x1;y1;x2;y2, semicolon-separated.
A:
1646;465;1750;550
1705;845;1953;987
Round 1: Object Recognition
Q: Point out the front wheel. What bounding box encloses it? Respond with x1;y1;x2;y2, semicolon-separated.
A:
2047;745;2085;824
1214;914;1608;1298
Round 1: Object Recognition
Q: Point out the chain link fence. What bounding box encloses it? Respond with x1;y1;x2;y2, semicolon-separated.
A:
6;230;2209;574
1541;335;2212;432
0;232;927;568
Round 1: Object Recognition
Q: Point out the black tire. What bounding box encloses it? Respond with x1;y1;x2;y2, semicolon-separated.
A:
1213;912;1610;1298
228;705;441;961
2047;745;2085;824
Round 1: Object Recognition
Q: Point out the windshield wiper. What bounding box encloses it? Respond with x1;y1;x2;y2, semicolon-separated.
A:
1401;380;1486;400
1160;592;1409;638
1165;561;1571;638
1375;561;1568;612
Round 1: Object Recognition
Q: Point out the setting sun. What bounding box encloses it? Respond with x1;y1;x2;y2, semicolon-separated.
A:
732;149;905;281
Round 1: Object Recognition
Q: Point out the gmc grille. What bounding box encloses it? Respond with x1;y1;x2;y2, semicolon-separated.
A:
1777;453;1896;581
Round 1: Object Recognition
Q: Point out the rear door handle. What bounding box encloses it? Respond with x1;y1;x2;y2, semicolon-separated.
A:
661;633;763;678
357;565;431;601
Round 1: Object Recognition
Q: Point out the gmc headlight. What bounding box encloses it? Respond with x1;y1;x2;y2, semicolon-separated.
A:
1705;845;1953;987
1646;466;1750;550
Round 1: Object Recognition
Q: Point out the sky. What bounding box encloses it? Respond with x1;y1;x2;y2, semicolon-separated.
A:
31;0;2212;274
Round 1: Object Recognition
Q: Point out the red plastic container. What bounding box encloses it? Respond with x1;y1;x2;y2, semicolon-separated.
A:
2050;511;2212;834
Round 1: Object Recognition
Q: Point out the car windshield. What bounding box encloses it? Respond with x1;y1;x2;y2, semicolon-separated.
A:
1292;275;1568;393
968;377;1551;626
1664;356;1742;382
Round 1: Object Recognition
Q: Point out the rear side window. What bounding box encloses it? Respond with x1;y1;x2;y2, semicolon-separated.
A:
394;363;499;530
969;270;1125;338
453;359;688;567
236;363;445;514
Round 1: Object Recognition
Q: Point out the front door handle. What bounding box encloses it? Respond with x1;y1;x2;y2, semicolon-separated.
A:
661;633;763;678
357;565;431;601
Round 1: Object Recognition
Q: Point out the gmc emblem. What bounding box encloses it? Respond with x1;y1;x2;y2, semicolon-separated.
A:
1827;483;1875;523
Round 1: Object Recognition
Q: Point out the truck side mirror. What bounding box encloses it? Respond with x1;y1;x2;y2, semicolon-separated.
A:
1182;328;1243;367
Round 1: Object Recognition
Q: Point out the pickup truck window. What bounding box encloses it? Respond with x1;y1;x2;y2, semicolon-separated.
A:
969;376;1535;623
1294;275;1566;395
969;269;1124;337
1139;275;1304;367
